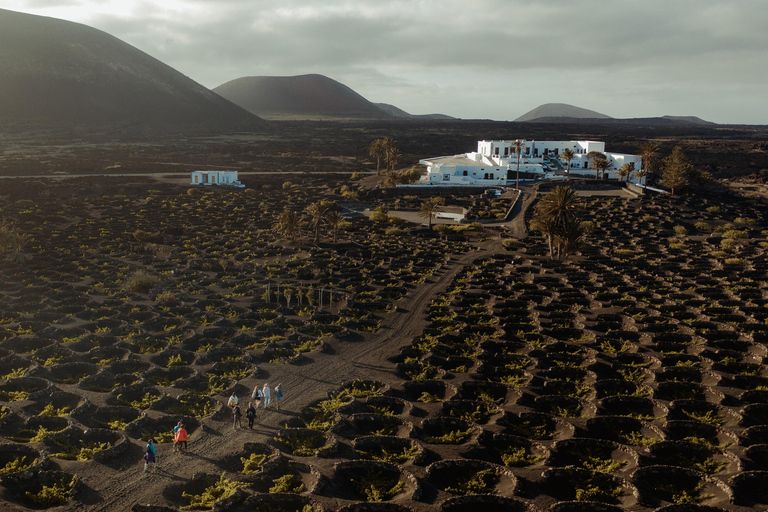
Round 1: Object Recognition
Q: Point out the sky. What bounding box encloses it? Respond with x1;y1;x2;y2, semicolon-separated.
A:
5;0;768;124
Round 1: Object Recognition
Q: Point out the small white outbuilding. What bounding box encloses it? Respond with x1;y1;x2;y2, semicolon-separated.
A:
190;170;245;188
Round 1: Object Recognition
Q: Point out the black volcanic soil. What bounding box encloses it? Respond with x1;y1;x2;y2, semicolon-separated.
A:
1;119;766;179
0;168;768;512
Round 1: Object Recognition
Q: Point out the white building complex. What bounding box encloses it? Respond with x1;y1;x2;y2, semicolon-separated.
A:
190;170;245;188
419;140;641;186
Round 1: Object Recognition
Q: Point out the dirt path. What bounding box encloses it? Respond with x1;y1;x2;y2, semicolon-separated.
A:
87;242;500;511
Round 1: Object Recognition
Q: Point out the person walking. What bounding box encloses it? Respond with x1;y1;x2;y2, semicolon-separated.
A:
233;404;243;429
274;384;284;410
173;421;183;452
175;423;188;453
262;383;272;408
252;385;263;408
227;392;238;409
143;439;158;472
245;402;256;429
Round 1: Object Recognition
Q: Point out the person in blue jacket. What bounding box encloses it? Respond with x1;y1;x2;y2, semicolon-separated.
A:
144;439;158;472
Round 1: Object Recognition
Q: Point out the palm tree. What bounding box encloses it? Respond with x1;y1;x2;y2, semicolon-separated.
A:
419;197;445;229
274;210;300;241
618;162;635;182
556;216;589;261
384;142;401;172
638;141;659;190
306;201;335;243
593;157;613;180
560;148;575;180
531;185;584;260
512;139;526;190
585;151;606;179
326;209;343;243
369;138;388;173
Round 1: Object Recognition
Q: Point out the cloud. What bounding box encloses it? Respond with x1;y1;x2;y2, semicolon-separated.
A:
5;0;768;122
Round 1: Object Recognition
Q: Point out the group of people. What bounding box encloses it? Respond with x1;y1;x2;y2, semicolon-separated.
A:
143;421;190;472
229;383;283;430
143;383;285;472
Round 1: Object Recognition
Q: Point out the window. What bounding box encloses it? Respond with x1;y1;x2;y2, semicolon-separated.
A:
462;170;468;176
494;148;499;156
443;174;450;181
489;173;494;179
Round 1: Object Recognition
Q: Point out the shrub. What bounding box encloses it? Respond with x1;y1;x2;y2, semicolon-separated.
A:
182;474;242;510
357;445;420;464
125;271;160;294
50;439;110;461
444;468;496;495
241;453;272;474
350;469;404;502
0;455;36;476
344;380;382;398
269;474;305;494
26;477;75;507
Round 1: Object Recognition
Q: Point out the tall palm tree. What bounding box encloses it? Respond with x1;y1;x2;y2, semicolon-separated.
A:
419;197;445;229
306;201;334;243
385;143;401;172
326;209;343;243
369;138;388;173
560;148;575;180
585;151;606;179
512;139;526;190
274;210;300;241
618;162;635;182
531;185;585;261
638;141;659;190
592;156;613;180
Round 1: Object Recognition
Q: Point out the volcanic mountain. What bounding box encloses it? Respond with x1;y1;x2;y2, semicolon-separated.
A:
514;103;612;122
214;74;395;120
0;9;261;132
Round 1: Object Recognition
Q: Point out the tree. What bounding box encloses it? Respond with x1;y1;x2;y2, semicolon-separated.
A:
274;210;300;241
592;156;612;180
531;185;588;261
384;141;401;172
369;138;388;173
326;209;343;243
585;151;606;179
660;146;694;195
618;162;635;182
560;148;575;180
512;139;526;190
418;197;446;229
306;200;335;243
638;141;660;190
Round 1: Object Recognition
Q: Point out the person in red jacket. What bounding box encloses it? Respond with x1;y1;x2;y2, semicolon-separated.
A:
174;423;189;453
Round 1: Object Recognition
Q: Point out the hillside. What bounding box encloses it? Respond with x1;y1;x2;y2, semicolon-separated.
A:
375;103;455;120
0;9;261;133
214;74;392;120
514;103;612;122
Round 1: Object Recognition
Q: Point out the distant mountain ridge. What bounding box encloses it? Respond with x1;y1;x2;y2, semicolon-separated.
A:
214;74;454;120
214;75;390;119
0;8;261;132
515;102;712;126
515;103;611;122
375;103;454;120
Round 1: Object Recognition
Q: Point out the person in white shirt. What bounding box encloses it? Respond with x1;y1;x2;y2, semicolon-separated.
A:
262;383;272;407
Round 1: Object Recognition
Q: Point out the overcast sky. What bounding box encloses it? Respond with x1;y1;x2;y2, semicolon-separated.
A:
6;0;768;124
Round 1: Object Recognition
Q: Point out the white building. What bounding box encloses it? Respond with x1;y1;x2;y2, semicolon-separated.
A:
190;170;245;188
419;140;641;186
